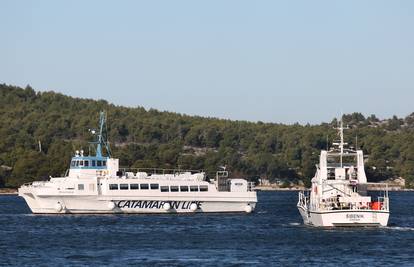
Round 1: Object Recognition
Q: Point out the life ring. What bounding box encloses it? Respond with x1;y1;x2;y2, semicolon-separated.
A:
107;201;115;210
54;203;63;212
190;203;198;212
163;203;171;211
245;205;253;213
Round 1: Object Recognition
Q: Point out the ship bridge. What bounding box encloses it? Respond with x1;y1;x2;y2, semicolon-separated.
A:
68;154;118;178
70;155;109;170
68;112;119;178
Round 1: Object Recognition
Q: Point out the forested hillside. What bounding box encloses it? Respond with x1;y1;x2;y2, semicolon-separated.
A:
1;84;414;188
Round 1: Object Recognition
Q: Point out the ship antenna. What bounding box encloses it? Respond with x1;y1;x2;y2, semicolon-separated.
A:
334;117;349;168
355;135;358;150
91;111;111;158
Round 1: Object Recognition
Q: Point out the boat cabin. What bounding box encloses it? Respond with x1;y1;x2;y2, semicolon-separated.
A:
319;150;367;183
68;150;119;178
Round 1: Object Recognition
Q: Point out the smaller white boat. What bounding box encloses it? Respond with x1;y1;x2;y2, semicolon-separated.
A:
297;120;390;227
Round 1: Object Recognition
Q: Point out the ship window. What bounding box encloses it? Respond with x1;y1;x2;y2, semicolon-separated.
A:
161;186;169;192
97;160;102;167
170;186;179;192
79;160;84;167
200;185;208;192
92;160;96;167
103;161;107;166
84;160;89;167
76;161;79;167
190;186;199;192
109;184;118;190
130;184;139;190
150;184;159;190
78;184;84;190
140;184;149;190
180;186;189;192
120;184;128;190
71;161;75;167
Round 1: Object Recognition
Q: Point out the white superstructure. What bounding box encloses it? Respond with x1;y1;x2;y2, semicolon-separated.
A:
297;120;390;227
19;112;257;214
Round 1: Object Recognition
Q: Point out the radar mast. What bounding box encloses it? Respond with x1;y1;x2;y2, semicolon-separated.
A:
90;111;111;158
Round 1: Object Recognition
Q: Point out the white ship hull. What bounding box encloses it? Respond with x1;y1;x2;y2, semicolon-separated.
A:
19;187;257;214
297;120;391;227
298;205;389;227
17;112;258;215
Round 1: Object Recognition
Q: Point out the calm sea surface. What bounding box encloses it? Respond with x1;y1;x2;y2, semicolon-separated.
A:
1;192;414;266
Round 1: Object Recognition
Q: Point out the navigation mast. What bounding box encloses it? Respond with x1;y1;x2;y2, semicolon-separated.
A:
90;111;111;157
333;119;348;168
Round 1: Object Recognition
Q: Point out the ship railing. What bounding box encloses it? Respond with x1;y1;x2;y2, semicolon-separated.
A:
377;196;389;211
317;196;389;212
118;167;204;176
297;191;309;208
21;181;48;188
248;182;255;192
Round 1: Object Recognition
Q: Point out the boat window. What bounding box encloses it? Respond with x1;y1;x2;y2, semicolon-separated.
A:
84;160;89;167
78;184;84;190
150;184;159;190
200;185;208;192
109;184;118;190
190;186;199;192
71;161;76;167
79;160;84;167
92;160;96;167
130;184;139;190
161;186;169;192
140;184;149;190
97;160;102;167
120;184;129;190
170;186;179;192
180;186;189;192
103;161;107;166
76;160;79;167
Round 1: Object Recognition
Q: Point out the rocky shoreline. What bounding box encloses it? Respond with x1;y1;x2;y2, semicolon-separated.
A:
254;186;414;192
0;188;18;195
1;186;413;195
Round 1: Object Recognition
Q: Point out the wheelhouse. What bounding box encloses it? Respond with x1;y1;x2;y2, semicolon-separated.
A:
70;156;109;170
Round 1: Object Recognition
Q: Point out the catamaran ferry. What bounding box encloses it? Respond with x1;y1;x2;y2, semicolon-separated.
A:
297;120;390;227
19;112;257;214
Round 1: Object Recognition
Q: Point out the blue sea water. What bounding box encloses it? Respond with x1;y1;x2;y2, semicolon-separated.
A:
1;192;414;266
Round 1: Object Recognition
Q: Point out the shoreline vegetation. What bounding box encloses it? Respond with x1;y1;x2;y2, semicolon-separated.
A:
255;186;414;192
0;188;18;195
1;84;414;189
3;187;414;195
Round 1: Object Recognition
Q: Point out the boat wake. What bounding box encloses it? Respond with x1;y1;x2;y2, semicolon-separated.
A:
387;226;414;231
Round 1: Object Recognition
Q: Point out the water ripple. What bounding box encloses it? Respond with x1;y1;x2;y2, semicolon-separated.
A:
1;192;414;266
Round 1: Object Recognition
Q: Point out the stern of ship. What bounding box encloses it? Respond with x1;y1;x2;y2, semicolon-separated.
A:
310;210;389;227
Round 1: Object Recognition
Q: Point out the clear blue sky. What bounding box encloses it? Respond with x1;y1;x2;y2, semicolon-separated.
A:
1;1;413;124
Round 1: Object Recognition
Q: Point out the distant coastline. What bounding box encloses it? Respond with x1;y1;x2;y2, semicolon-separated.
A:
255;186;304;191
2;186;413;195
0;188;17;195
254;185;414;192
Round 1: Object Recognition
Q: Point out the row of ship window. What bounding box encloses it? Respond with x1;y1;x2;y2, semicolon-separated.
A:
109;183;209;192
71;159;107;167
